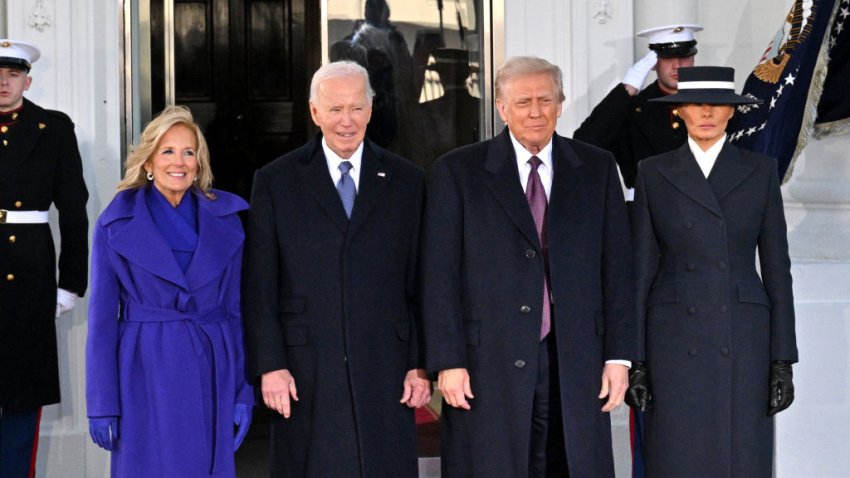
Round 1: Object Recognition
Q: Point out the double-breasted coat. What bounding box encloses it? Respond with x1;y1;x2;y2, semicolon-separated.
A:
243;136;425;478
422;129;635;477
86;186;253;477
0;98;88;409
632;142;797;478
574;82;687;189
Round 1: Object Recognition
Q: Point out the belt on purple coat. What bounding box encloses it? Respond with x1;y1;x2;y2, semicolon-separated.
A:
122;301;230;473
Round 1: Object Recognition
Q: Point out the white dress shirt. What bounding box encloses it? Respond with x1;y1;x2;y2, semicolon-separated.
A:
508;131;631;369
688;134;727;178
323;138;364;191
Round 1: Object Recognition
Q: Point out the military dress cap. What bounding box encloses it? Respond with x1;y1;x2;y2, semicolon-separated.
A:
0;39;40;71
649;66;762;105
636;24;702;58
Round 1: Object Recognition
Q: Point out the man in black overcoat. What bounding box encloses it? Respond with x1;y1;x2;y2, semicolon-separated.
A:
0;39;88;477
574;24;702;196
422;56;635;477
243;61;431;478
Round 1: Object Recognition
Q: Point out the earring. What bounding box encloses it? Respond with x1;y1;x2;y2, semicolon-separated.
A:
146;171;154;181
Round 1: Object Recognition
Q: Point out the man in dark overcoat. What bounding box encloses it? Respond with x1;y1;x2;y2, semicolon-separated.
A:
0;39;88;476
243;61;431;478
422;56;635;477
574;24;702;195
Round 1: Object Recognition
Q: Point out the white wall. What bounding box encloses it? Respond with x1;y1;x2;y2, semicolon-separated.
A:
4;1;122;476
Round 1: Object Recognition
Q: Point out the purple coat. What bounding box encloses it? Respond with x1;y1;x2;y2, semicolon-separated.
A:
86;186;253;477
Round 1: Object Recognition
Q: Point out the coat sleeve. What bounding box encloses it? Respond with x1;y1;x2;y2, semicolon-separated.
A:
757;161;797;362
226;236;255;405
53;119;89;296
406;173;427;371
632;162;659;362
600;151;636;361
85;220;122;417
421;158;468;374
242;169;288;379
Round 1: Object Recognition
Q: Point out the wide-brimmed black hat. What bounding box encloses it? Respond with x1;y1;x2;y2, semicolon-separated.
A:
650;66;762;105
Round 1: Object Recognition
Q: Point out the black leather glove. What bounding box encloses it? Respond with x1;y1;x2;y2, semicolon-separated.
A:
625;362;653;411
768;361;795;416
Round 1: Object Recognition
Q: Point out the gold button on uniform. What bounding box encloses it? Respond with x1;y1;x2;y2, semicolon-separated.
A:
8;235;15;243
14;201;22;208
1;126;8;133
6;274;14;281
672;122;680;129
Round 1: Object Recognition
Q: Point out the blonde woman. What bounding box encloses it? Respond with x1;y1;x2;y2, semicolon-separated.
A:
86;106;253;477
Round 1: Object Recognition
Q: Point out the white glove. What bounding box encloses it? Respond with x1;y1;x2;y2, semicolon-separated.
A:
56;288;78;317
623;50;658;91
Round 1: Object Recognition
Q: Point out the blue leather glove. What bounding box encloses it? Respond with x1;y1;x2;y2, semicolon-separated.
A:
89;416;119;451
233;403;253;451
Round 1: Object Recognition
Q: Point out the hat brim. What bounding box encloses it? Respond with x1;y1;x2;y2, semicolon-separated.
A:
649;89;762;105
654;45;698;58
0;56;31;71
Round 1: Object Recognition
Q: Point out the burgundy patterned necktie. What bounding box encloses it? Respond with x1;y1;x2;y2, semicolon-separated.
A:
526;156;551;340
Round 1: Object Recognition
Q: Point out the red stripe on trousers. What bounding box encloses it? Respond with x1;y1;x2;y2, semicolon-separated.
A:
28;407;42;478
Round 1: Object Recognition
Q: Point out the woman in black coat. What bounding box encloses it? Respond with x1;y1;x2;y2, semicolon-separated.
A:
626;66;798;478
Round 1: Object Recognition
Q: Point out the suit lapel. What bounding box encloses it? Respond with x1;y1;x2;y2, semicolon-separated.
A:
484;130;540;248
108;188;189;290
548;135;583;221
707;143;758;202
296;137;350;233
183;195;244;291
656;143;724;218
348;141;390;238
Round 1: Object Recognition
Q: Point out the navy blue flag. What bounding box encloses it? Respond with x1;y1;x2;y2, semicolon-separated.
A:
729;0;844;183
816;0;850;135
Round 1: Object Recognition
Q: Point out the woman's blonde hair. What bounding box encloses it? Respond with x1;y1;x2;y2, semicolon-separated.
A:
117;105;214;197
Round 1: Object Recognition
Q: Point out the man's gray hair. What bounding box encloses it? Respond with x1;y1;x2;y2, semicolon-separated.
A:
495;56;566;102
310;61;375;105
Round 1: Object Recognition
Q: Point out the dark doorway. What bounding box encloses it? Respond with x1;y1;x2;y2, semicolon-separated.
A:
151;0;321;199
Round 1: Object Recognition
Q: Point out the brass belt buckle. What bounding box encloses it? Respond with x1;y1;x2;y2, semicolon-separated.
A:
0;209;7;224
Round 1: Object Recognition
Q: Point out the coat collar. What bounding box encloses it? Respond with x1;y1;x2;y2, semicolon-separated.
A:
483;128;583;249
0;98;48;183
296;135;391;237
655;142;757;218
104;187;245;291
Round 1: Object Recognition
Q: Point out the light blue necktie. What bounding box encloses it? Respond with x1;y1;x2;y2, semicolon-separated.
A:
337;161;356;218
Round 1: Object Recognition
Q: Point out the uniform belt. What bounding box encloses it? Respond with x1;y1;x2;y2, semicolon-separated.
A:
0;210;49;224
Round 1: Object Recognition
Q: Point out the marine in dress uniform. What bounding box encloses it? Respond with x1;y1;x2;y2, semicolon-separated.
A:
0;39;88;477
574;24;702;196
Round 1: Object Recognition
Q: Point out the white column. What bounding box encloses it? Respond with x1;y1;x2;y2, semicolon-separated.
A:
5;1;121;476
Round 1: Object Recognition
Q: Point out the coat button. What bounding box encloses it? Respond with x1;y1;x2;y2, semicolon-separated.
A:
8;235;15;243
720;347;730;356
688;348;697;356
687;306;696;315
684;221;694;229
14;201;22;208
720;305;728;313
514;360;526;368
6;273;14;281
718;261;727;270
525;249;536;259
717;220;725;227
686;263;695;271
520;305;531;314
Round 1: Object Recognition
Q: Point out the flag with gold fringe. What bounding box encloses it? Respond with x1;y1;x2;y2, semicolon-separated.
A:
729;0;847;183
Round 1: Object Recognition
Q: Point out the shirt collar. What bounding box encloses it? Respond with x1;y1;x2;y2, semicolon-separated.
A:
687;134;727;161
508;130;554;171
321;137;364;171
